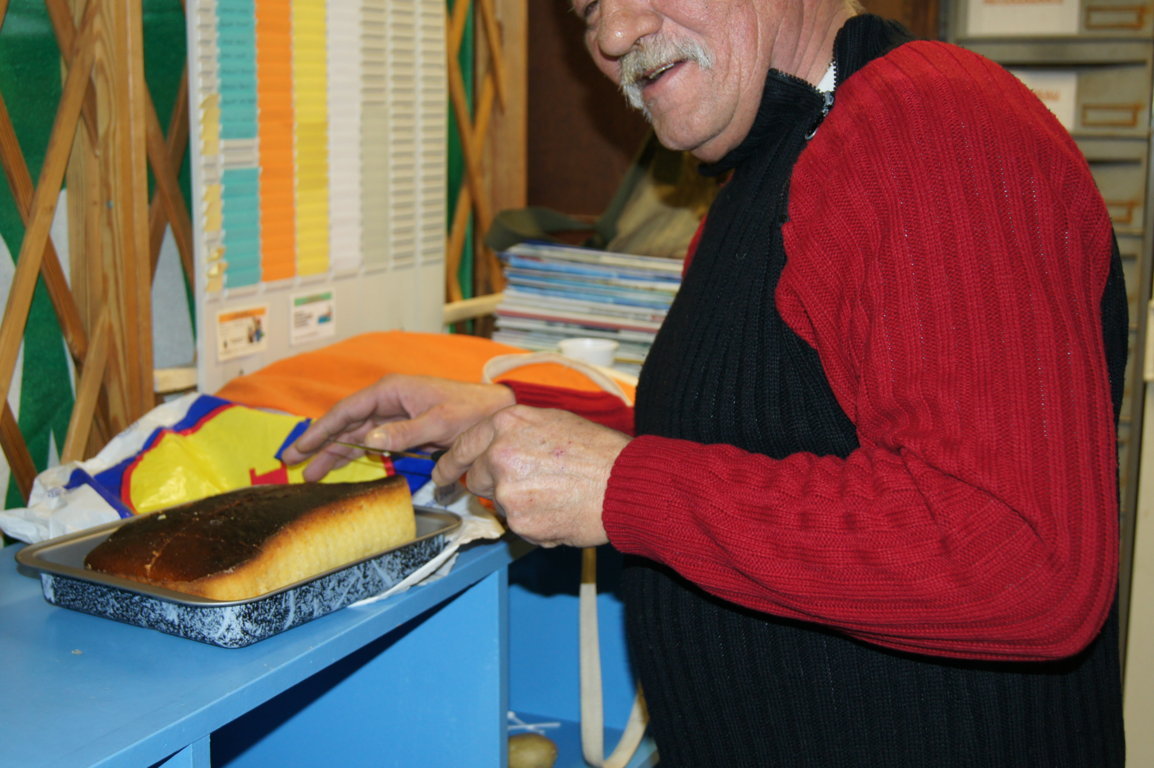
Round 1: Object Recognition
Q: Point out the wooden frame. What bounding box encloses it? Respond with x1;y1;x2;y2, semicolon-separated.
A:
444;0;526;330
0;0;192;501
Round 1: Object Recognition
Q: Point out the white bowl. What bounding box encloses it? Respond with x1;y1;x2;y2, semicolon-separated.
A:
558;337;619;367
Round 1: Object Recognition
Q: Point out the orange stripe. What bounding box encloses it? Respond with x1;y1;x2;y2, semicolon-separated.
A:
256;0;296;282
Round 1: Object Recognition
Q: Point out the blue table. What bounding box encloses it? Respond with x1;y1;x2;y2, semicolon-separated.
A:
0;538;519;768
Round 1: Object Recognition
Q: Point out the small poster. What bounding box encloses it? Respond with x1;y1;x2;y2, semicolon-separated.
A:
1009;69;1078;130
216;305;270;361
967;0;1081;36
290;290;337;345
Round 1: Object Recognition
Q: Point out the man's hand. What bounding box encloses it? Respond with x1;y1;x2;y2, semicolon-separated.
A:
433;405;630;548
282;374;516;481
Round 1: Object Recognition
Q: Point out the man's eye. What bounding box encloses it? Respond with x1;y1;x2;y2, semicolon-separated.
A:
580;0;600;22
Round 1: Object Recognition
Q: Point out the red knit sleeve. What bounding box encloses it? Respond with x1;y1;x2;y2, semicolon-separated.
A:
602;42;1120;661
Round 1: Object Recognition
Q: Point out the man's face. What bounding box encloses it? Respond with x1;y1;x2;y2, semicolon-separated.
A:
573;0;801;162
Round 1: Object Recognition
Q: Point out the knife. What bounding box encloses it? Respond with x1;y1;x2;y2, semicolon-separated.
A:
329;441;463;506
329;440;446;462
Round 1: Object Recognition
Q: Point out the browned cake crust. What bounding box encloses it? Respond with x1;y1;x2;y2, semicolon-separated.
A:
85;475;415;601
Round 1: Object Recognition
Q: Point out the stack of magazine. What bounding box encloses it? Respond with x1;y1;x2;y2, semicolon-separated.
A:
493;241;683;376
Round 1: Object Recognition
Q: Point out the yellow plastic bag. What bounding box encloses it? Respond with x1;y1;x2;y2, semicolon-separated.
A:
0;393;411;543
121;396;388;514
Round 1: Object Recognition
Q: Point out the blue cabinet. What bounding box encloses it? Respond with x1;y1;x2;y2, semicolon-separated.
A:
0;539;656;767
0;541;514;767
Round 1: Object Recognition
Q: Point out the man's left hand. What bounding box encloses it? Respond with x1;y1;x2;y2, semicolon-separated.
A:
432;405;630;548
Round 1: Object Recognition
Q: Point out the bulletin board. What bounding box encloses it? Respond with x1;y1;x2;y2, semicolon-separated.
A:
186;0;447;394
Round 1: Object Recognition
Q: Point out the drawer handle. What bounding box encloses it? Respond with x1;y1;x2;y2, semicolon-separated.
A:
1085;4;1149;30
1082;102;1144;128
1105;198;1141;225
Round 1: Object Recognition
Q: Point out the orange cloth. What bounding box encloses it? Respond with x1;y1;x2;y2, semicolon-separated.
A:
214;330;635;418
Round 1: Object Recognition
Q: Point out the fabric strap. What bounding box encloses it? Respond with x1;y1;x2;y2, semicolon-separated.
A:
482;351;647;768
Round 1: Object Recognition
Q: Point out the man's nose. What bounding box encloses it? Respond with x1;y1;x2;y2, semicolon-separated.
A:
594;1;661;60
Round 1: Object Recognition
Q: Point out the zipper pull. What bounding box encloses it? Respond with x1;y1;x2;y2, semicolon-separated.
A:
805;91;835;140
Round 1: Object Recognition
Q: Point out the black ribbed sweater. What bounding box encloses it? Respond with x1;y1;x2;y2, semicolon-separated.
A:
617;15;1126;767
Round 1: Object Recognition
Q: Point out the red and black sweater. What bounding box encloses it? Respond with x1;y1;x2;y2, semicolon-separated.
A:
511;24;1125;663
509;16;1127;765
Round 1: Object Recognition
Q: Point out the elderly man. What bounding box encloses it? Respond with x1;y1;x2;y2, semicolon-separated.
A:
285;1;1127;764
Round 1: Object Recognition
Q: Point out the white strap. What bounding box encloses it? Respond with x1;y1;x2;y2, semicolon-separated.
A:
482;352;635;406
580;548;648;768
483;351;647;766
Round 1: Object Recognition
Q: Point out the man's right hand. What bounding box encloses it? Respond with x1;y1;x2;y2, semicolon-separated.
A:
281;374;516;481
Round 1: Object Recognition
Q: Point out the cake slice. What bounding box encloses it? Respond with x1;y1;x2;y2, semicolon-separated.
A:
85;475;415;601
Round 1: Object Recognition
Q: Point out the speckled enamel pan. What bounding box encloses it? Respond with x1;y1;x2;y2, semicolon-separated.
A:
16;509;459;648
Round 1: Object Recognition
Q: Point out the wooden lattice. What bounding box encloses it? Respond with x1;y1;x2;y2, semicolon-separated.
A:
446;0;522;308
0;0;191;502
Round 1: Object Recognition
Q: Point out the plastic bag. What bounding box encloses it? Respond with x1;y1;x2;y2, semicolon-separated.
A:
0;392;410;544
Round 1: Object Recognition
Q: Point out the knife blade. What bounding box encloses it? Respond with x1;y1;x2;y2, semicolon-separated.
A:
330;441;464;505
329;440;446;462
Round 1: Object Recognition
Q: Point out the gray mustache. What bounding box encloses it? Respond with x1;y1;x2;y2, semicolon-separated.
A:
619;37;714;111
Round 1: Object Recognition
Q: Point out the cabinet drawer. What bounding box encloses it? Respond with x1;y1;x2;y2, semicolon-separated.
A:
1086;155;1148;233
957;0;1154;38
1008;60;1152;137
1084;0;1154;36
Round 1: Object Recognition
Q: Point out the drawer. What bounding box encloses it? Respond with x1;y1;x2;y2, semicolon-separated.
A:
1007;59;1152;137
1086;155;1148;233
1084;0;1154;36
957;0;1154;38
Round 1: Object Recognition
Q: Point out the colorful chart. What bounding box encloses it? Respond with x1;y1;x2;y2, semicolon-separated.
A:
188;0;447;394
190;0;445;291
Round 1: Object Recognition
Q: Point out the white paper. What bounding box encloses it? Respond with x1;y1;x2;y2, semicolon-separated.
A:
290;290;337;345
216;304;270;361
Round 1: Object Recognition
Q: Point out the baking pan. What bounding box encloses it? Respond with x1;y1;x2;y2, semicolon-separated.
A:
16;508;459;648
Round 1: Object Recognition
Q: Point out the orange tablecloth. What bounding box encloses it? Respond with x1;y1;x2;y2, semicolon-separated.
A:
215;331;635;418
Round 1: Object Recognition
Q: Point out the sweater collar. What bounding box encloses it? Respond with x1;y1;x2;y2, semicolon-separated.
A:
698;14;913;177
697;68;823;177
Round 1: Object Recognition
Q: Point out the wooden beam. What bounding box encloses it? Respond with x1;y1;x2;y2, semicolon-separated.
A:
45;0;101;148
476;0;525;296
443;292;504;325
0;0;98;421
447;57;493;259
482;0;526;214
61;308;111;463
446;75;498;302
78;0;153;428
475;0;508;109
0;91;90;364
148;71;193;283
0;402;36;501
